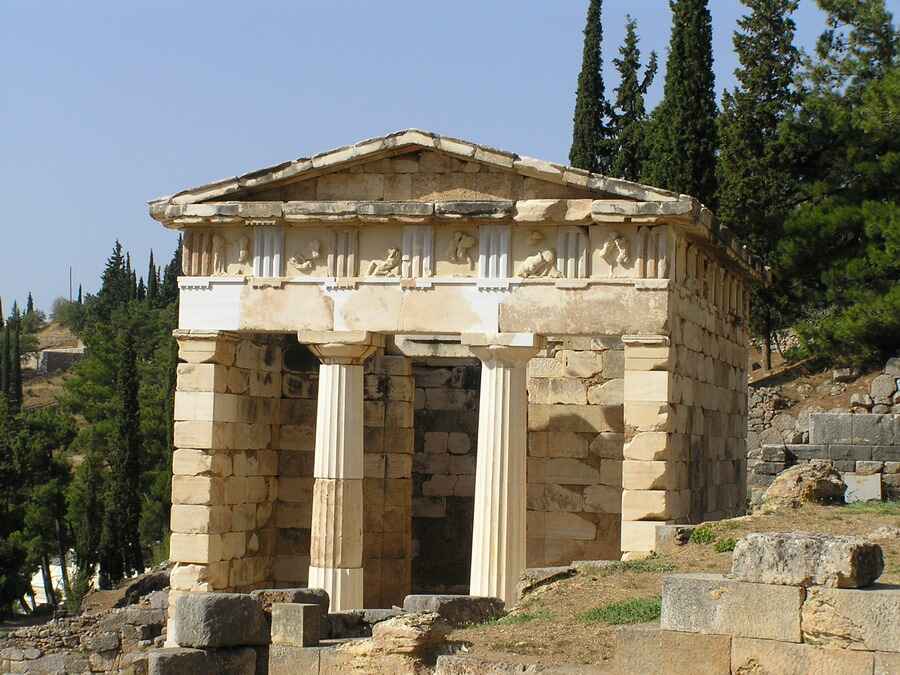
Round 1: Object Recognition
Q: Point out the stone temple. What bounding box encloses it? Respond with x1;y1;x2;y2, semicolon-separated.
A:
148;129;761;638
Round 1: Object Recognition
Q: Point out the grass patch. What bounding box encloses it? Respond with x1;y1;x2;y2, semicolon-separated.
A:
841;501;900;516
482;608;553;626
714;538;737;553
578;597;662;625
582;556;676;577
690;526;716;545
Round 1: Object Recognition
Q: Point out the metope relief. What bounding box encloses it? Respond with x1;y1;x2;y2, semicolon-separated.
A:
517;231;560;278
597;230;632;278
289;239;322;274
367;248;402;277
448;231;477;269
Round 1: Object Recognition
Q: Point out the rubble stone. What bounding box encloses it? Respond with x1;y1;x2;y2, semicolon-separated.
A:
762;460;845;508
173;593;269;647
402;595;504;626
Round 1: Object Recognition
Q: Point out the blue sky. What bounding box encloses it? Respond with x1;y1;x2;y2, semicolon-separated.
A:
1;0;884;312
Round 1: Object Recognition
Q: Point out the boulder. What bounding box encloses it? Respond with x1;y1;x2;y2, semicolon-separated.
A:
731;532;884;588
369;612;450;656
115;569;171;608
174;593;269;647
518;566;575;597
402;595;504;626
762;460;845;509
870;374;899;402
885;356;900;376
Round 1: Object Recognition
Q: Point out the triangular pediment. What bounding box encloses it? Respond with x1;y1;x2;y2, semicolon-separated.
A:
149;130;683;208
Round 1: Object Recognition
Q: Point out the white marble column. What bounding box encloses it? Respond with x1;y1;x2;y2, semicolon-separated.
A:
300;331;382;612
467;339;541;606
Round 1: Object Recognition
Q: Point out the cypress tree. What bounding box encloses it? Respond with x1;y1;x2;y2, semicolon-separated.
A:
569;0;615;173
98;241;130;319
643;0;719;205
77;285;82;305
137;277;146;302
9;307;22;415
160;236;182;306
610;17;658;181
0;299;5;401
99;322;144;585
25;293;34;317
717;0;801;368
146;251;159;304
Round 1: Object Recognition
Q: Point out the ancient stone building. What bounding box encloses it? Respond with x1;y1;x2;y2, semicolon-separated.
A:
148;130;760;635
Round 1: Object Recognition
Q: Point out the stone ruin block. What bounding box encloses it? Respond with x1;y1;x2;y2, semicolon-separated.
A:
402;595;504;626
731;532;884;588
173;593;269;648
661;573;803;642
610;624;731;675
270;602;320;648
802;585;900;653
148;646;256;675
731;637;873;675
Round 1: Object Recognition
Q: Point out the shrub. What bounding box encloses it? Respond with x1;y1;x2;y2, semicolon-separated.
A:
715;538;737;553
578;597;662;625
690;526;716;545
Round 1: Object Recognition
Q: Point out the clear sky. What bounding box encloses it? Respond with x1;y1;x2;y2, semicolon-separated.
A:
2;0;885;313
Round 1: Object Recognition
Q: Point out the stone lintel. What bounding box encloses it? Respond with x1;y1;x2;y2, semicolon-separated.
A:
623;335;670;348
461;333;543;349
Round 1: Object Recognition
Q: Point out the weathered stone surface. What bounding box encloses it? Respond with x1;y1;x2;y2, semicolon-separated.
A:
802;585;900;652
267;644;322;675
810;413;852;445
871;375;899;402
271;602;320;647
518;566;576;597
402;595;504;626
731;532;884;588
844;472;882;502
435;654;592;673
611;624;731;675
762;460;845;508
148;647;256;675
731;637;874;675
174;593;269;647
249;587;330;616
366;612;451;656
660;573;803;642
876;652;900;675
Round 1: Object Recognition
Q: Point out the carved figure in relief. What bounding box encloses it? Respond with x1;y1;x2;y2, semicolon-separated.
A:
517;231;560;278
236;235;251;274
289;240;322;273
367;248;402;277
211;234;227;275
599;232;631;278
448;231;477;269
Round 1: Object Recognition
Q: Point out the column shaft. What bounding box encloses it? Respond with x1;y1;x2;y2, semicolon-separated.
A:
469;344;538;606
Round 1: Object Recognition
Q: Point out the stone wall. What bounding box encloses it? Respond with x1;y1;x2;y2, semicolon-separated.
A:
526;337;625;566
411;360;480;594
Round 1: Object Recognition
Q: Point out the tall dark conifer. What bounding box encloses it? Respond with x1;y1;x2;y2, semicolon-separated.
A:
643;0;719;205
0;299;6;401
610;17;658;181
77;285;83;305
569;0;615;172
9;306;22;415
160;236;182;306
717;0;801;368
99;322;144;585
146;251;159;304
25;294;34;317
98;241;130;320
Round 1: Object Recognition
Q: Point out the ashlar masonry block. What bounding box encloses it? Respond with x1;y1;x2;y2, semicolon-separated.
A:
622;460;686;490
172;449;232;477
621;490;689;521
176;363;228;393
170;533;223;564
731;637;873;675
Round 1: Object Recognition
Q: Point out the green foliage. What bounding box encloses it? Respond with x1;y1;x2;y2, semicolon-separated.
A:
714;538;738;553
584;556;677;577
569;0;615;172
642;0;718;206
689;526;716;544
577;597;662;625
486;608;554;626
608;17;658;181
841;500;900;515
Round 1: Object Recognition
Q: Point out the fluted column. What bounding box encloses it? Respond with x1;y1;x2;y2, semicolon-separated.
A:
468;338;542;606
300;331;383;612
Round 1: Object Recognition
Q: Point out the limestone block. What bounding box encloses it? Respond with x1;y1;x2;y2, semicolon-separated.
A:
625;371;671;403
610;625;731;675
173;449;231;477
423;474;457;496
621;521;664;552
661;573;803;641
402;595;504;626
527;357;564;379
844;472;883;502
449;454;475;475
233;423;272;451
544;512;596;540
584;484;621;513
174;593;269;647
622;490;688;521
589;432;624;459
268;644;322;675
170;533;222;563
559;350;604;378
249;371;282;398
852;413;895;444
177;336;236;366
877;652;900;675
810;413;853;445
270;602;320;647
282;372;316;399
731;637;874;675
227;367;250;395
424;432;449;454
174;421;235;450
387;401;414;428
599;459;623;486
174;392;247;423
171;476;224;506
622;460;684;490
170;505;232;534
624;402;673;432
544;458;600;485
731;532;884;588
802;585;900;652
623;432;679;461
528;404;622;432
280;425;315;452
447;432;471;454
221;532;246;561
176;364;227;393
587;378;624;405
545;431;589;458
543;484;583;512
528;378;588;405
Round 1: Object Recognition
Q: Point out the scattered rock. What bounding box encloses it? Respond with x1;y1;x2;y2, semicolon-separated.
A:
870;374;899;402
731;532;884;588
250;588;329;616
885;356;900;376
341;612;450;660
762;460;846;509
115;569;171;608
850;392;872;409
833;368;857;383
868;526;900;540
518;566;576;597
174;593;269;648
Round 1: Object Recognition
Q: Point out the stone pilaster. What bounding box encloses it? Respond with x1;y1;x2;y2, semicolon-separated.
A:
620;335;686;558
300;331;382;612
467;336;542;606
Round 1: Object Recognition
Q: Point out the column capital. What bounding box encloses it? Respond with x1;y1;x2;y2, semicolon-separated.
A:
173;330;240;365
463;334;543;366
299;331;384;365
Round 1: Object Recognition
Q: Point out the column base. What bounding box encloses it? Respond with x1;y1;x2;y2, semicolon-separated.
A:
308;566;363;612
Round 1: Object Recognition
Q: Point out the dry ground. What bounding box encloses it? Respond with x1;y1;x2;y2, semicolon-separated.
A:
448;501;900;668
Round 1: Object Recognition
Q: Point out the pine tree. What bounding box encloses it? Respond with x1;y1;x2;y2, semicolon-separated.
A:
99;322;144;585
569;0;615;172
25;294;34;317
610;17;658;181
97;241;130;320
9;306;22;415
0;299;6;402
717;0;801;368
137;278;146;302
643;0;719;205
146;251;159;305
